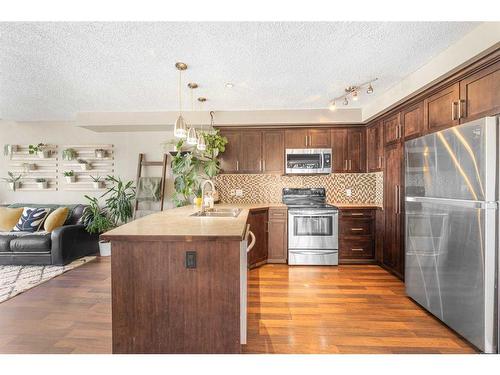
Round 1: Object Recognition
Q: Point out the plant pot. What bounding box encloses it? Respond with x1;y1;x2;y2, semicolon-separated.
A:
79;163;91;171
99;240;111;257
8;181;20;191
95;150;106;158
92;181;103;189
37;182;48;189
37;150;49;159
65;176;76;183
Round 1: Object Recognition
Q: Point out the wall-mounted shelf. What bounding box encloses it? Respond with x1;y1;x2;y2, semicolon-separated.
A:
60;144;114;191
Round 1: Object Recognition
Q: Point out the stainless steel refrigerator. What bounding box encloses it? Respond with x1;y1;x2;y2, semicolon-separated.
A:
404;117;498;353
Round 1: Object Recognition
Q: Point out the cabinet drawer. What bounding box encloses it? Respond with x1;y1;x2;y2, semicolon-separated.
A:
269;208;287;220
341;219;373;236
340;239;374;259
340;209;375;219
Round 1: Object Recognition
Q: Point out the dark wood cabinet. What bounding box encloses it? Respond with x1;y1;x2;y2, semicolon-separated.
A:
239;130;262;173
247;208;268;268
267;208;287;263
459;60;500;122
383;112;402;145
285;129;309;148
424;83;460;133
339;208;376;263
219;131;241;173
262;130;284;174
403;101;424;140
308;129;331;148
367;121;383;172
375;208;385;263
347;128;366;173
331;128;348;172
383;142;404;279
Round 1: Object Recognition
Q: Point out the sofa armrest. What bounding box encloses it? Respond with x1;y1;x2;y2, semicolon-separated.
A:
51;224;99;265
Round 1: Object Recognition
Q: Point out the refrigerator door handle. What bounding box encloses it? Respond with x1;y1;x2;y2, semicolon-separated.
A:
406;196;497;209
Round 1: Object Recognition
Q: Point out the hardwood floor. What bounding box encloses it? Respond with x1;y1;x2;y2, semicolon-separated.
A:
0;258;476;354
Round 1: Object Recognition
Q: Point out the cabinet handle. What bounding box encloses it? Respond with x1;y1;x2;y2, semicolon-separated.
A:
351;213;364;216
236;160;239;172
305;135;308;147
349;160;352;171
399;124;403;139
263;160;266;171
451;101;457;121
378;156;383;169
259;160;262;171
344;160;348;171
457;99;463;119
351;248;364;252
394;186;398;214
351;228;364;231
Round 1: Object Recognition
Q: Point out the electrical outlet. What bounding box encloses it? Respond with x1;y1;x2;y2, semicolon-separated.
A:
345;189;352;197
235;189;244;197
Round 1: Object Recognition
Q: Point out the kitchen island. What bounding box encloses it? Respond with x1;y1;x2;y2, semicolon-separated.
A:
101;203;282;354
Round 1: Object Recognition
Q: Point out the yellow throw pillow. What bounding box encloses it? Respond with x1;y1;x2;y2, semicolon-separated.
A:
44;207;69;232
0;207;24;232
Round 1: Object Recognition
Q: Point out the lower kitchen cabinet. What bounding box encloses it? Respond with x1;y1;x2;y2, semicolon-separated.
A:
338;208;376;263
247;208;269;268
267;208;288;263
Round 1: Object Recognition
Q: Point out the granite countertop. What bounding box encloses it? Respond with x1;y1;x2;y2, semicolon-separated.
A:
101;203;286;242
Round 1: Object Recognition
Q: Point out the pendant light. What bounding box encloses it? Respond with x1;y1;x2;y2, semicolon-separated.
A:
197;97;207;151
186;82;198;145
174;62;188;139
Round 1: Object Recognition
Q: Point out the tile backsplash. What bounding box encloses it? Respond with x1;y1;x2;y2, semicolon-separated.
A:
214;172;383;205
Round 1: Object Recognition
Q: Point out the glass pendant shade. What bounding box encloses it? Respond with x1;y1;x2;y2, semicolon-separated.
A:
187;127;198;145
197;132;206;151
174;115;187;139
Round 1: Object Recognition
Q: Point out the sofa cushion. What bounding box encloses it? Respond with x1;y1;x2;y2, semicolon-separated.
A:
7;204;86;225
0;207;24;231
44;207;69;232
0;235;18;252
12;207;51;232
10;233;52;253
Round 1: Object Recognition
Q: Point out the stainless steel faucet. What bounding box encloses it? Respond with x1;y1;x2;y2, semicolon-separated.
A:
200;179;215;213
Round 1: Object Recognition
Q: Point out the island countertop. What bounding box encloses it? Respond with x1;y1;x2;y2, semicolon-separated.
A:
101;203;287;242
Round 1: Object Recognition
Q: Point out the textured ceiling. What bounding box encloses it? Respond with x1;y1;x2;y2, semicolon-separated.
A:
0;22;479;121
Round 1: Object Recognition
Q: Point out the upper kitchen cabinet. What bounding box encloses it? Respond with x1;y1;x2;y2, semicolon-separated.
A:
262;130;284;174
459;60;500;122
285;128;331;148
331;128;366;173
366;121;383;172
383;112;402;145
239;130;263;173
219;130;241;173
402;101;424;140
423;82;460;133
285;129;309;148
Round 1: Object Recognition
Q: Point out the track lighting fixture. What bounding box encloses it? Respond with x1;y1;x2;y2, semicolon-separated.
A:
343;97;349;106
174;62;188;139
328;78;377;109
366;84;374;94
352;90;359;101
196;97;207;151
186;82;198;145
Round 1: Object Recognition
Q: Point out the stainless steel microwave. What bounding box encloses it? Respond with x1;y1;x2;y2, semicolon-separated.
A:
285;148;332;174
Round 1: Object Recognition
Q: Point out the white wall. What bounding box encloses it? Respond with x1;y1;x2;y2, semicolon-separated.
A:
0;120;176;206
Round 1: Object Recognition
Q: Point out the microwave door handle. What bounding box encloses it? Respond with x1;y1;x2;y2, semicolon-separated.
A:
321;153;324;169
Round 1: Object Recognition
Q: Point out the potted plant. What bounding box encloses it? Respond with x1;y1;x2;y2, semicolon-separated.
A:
81;196;114;257
94;149;106;158
170;129;228;207
35;178;48;189
62;148;78;161
28;143;49;158
90;175;103;189
3;144;18;159
64;170;76;183
2;172;22;191
77;159;91;171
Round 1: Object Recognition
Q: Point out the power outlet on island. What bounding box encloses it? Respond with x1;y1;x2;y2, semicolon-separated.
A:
235;189;244;197
345;188;352;197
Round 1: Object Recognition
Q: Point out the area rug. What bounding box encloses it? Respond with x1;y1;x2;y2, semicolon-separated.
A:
0;256;96;303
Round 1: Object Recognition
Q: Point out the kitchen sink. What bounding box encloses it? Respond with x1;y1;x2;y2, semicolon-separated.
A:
190;208;242;218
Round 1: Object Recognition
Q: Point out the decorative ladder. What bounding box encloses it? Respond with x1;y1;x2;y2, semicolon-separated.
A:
134;153;169;219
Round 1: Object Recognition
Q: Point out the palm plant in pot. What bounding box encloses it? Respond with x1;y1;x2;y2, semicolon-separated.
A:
2;172;22;191
82;176;136;256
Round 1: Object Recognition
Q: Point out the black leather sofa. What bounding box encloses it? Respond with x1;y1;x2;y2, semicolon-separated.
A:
0;203;99;265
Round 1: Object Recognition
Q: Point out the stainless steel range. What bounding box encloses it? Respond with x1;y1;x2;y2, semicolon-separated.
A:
283;188;339;265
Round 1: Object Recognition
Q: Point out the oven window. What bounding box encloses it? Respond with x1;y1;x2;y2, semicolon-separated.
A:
293;216;333;236
287;154;321;168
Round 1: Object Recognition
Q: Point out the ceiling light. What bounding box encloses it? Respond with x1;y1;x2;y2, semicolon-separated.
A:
329;100;337;111
197;97;207;151
186;82;198;145
225;83;234;88
343;97;349;106
174;62;187;139
352;90;359;101
366;84;374;94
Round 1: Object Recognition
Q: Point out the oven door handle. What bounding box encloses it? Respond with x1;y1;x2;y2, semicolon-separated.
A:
290;250;338;255
289;210;338;216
